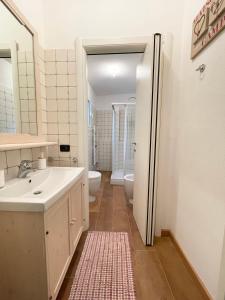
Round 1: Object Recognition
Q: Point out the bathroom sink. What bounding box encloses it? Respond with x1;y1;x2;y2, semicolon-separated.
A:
0;167;84;212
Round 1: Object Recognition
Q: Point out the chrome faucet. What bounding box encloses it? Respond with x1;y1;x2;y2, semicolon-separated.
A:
17;160;35;178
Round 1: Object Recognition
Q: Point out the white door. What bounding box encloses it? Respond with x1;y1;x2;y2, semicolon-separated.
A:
133;34;162;246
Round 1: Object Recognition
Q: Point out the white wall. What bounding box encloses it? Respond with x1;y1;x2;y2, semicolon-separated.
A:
0;2;33;51
157;0;225;298
12;0;45;45
43;0;185;49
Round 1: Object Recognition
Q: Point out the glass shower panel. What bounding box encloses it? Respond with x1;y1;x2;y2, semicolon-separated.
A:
111;103;136;185
124;105;136;175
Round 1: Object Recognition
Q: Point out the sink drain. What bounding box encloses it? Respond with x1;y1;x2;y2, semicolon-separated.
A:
33;190;42;195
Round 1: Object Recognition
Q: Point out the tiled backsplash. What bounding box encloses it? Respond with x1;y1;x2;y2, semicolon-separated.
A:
96;110;112;171
44;49;79;167
0;147;47;180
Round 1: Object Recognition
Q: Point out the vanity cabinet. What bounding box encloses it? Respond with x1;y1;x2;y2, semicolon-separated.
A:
0;177;84;300
45;193;71;300
69;180;83;254
45;179;83;300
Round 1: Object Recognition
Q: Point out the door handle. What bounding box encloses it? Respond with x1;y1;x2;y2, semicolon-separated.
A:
132;142;137;152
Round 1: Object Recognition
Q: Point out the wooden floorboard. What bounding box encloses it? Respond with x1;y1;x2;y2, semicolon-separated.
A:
57;171;207;300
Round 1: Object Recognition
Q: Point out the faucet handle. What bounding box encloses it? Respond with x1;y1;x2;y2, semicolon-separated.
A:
19;160;32;169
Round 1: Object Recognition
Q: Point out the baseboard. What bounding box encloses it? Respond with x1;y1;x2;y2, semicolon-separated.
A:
161;229;212;300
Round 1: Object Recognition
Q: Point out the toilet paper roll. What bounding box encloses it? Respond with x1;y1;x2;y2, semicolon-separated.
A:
0;169;5;188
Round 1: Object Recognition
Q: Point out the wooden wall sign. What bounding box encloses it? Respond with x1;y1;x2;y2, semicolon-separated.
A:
191;0;225;58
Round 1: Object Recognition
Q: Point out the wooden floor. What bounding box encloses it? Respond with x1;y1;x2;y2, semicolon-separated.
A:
57;172;208;300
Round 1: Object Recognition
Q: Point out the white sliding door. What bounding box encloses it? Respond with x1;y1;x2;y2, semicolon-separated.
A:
133;34;162;246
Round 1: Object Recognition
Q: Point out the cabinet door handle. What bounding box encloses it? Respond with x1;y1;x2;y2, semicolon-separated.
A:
72;218;77;222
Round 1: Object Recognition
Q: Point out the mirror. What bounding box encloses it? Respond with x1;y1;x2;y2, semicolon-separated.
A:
0;1;37;135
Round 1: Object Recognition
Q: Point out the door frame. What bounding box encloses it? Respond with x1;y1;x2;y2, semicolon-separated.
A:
75;36;162;232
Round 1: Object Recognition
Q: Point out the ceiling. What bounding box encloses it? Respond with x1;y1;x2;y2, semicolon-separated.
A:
87;53;143;96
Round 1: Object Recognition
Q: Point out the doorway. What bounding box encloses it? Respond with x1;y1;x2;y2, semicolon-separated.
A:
76;35;162;245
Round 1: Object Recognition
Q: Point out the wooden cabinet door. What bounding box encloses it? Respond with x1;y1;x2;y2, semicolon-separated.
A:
69;179;83;254
45;193;70;300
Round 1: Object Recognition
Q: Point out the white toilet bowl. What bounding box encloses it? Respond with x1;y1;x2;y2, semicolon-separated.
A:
88;171;102;202
124;174;134;204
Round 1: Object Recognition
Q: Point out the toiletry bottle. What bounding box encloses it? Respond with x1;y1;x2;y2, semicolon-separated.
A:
38;152;47;170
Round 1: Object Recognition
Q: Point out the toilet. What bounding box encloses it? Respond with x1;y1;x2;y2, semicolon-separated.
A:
88;171;102;202
124;174;134;204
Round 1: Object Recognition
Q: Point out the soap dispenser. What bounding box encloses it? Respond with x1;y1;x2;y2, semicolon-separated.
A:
37;152;47;170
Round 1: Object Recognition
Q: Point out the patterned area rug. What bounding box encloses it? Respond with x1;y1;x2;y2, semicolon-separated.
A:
69;231;136;300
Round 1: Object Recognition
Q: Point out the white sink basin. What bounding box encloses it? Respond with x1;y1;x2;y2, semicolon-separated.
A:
0;167;85;212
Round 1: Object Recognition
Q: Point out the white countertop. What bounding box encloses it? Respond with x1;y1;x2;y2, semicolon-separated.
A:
0;167;85;212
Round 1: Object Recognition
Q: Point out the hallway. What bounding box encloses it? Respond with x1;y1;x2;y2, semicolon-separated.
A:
57;172;208;300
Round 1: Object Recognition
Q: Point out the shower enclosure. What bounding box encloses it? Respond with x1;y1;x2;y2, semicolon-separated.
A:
111;103;136;185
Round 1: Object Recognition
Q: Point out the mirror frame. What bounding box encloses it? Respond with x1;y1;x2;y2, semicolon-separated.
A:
0;0;44;144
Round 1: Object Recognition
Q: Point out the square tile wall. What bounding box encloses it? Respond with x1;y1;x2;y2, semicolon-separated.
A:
0;85;16;133
18;50;38;135
96;110;112;171
44;49;78;167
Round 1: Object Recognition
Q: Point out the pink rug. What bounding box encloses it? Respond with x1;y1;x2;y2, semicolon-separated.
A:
69;231;136;300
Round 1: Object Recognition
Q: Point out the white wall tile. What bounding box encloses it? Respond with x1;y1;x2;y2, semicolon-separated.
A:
57;100;69;111
46;87;57;99
56;75;68;86
69;87;76;99
56;62;67;74
68;74;76;86
26;63;34;75
57;87;68;99
46;75;56;87
56;49;68;62
58;123;69;134
59;134;70;144
68;49;76;61
47;111;58;123
68;62;76;74
58;112;69;123
47;100;58;112
44;50;56;62
45;62;56;74
6;150;21;168
21;148;32;161
0;152;7;169
47;123;58;134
